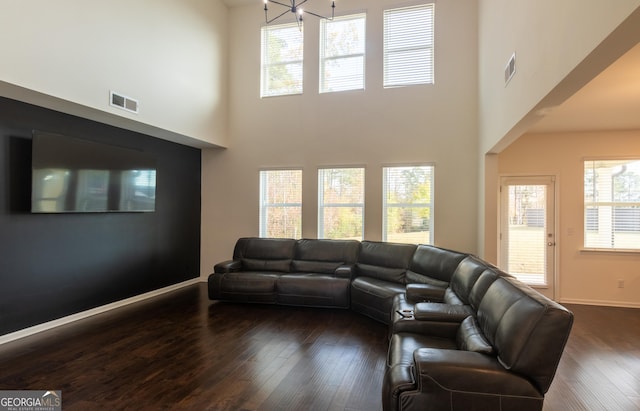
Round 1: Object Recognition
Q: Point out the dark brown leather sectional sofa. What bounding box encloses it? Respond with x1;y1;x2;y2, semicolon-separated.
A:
208;237;573;411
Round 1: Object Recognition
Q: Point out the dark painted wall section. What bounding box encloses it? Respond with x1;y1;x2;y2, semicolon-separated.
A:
0;97;201;336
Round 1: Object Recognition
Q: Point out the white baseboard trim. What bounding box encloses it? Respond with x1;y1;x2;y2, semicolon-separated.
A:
559;298;640;309
0;278;201;345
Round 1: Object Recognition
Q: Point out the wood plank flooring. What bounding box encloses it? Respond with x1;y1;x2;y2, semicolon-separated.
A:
0;283;638;410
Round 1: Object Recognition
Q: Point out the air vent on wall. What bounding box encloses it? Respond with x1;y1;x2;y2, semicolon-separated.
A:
504;53;516;85
110;91;139;114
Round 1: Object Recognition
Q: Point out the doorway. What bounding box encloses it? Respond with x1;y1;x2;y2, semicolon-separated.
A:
499;176;556;299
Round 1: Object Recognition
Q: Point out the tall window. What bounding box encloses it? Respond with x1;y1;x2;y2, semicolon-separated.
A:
383;4;435;88
383;165;434;244
261;23;304;97
260;169;302;238
319;13;366;93
584;159;640;250
318;167;365;240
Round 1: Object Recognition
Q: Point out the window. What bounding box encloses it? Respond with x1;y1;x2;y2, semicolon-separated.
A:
318;167;365;240
383;165;434;244
260;169;302;238
584;159;640;250
319;13;366;93
383;4;434;88
261;23;304;97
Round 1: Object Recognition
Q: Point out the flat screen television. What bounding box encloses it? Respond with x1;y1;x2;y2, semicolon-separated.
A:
31;130;156;213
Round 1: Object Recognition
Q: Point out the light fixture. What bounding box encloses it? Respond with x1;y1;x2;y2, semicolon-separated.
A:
263;0;335;28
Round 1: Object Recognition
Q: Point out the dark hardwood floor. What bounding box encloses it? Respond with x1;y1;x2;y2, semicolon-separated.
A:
0;283;638;410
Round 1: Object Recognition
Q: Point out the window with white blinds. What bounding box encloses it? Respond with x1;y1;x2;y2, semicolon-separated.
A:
318;167;365;240
259;169;302;238
261;23;304;97
383;4;434;88
383;165;434;244
584;159;640;250
319;13;366;93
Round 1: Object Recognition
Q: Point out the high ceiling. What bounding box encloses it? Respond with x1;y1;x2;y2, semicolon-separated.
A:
223;0;255;6
223;1;640;135
529;42;640;133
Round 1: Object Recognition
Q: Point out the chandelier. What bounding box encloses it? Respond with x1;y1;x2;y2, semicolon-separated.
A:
263;0;335;27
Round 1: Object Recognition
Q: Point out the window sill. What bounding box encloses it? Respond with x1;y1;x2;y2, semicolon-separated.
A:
580;248;640;255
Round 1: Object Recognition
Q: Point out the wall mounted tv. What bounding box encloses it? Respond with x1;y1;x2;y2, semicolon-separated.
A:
31;130;157;213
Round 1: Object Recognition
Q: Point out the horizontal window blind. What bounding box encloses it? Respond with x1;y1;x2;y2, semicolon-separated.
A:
320;13;366;93
260;169;302;238
383;4;434;88
383;165;434;244
318;168;365;240
261;23;304;97
584;159;640;250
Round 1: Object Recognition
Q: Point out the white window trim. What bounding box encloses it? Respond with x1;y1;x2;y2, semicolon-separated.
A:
319;12;367;94
260;22;304;98
583;158;640;251
259;169;303;238
317;167;365;240
382;164;435;244
383;3;435;88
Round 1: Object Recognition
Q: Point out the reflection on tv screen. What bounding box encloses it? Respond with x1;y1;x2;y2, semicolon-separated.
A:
31;131;157;213
32;168;156;212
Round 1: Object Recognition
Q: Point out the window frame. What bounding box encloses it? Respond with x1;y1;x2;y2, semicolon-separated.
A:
317;167;365;240
319;12;367;93
260;22;304;98
583;158;640;251
382;164;435;244
383;3;435;88
259;168;303;239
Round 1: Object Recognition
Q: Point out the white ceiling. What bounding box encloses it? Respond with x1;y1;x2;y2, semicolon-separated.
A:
223;0;255;7
529;42;640;133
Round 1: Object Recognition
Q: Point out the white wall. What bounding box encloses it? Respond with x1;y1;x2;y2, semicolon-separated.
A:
478;0;640;154
201;0;479;275
0;0;228;147
498;131;640;308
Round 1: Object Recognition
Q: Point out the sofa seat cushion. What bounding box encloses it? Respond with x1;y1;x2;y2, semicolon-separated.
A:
387;332;457;367
276;274;350;308
217;272;279;303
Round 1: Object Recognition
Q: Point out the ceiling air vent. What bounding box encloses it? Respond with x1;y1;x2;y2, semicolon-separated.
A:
110;91;139;114
504;53;516;86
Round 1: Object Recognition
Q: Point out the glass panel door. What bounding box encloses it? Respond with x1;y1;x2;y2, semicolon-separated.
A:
500;176;556;299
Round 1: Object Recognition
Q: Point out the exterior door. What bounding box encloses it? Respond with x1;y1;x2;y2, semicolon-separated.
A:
499;176;556;299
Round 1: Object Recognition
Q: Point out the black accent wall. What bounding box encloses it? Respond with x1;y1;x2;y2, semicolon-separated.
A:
0;97;201;336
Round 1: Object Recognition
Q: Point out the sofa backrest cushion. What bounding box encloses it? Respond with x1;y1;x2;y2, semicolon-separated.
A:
233;237;296;273
406;245;468;286
477;277;573;393
467;268;502;311
292;239;360;274
448;256;490;305
356;241;417;284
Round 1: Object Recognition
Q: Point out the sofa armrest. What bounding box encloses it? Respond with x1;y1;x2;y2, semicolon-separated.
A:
334;264;354;279
413;348;541;397
406;283;446;303
214;259;242;274
413;302;472;322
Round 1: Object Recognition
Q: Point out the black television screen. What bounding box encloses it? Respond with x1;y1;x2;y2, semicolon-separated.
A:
31;131;156;213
